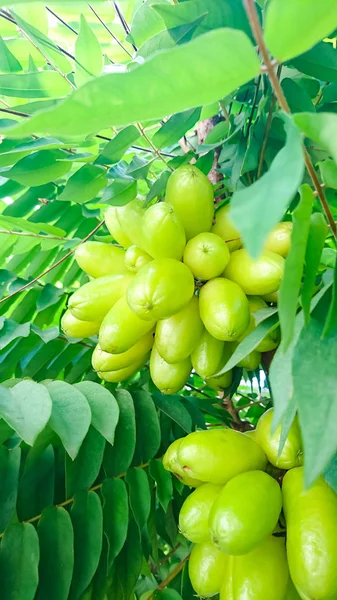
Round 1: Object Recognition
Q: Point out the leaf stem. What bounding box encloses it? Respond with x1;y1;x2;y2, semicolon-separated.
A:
0;230;71;241
257;95;276;178
148;554;191;599
88;3;131;59
137;122;174;171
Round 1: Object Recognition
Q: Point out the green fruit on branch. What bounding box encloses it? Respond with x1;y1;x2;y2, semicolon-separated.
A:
162;438;202;487
283;467;337;600
220;536;289;600
155;296;203;364
97;352;150;383
183;232;230;280
206;370;233;390
262;291;279;303
211;204;242;252
150;344;191;394
104;206;132;248
126;258;194;321
92;331;154;372
74;241;128;278
176;429;267;484
285;578;302;600
265;222;292;257
179;483;223;543
209;470;282;555
109;199;145;248
99;296;155;354
124;245;153;273
189;541;228;598
165;165;214;240
199;277;250;341
255;408;303;469
191;330;225;379
225;249;284;295
244;430;256;440
61;310;100;338
237;349;261;371
141;202;186;260
68;273;133;322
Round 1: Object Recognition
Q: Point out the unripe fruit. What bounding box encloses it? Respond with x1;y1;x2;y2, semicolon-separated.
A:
61;310;100;338
211;204;242;251
97;353;149;383
162;438;202;487
114;199;145;248
124;245;152;273
142;202;186;260
199;278;250;342
283;467;337;600
155;296;203;364
209;470;282;555
262;291;279;303
225;249;284;295
74;241;127;278
150;344;191;394
220;536;289;600
92;332;154;372
99;296;155;354
245;429;256;440
265;222;292;257
183;232;230;281
206;370;233;390
189;542;227;598
104;206;132;248
177;429;267;484
255;408;303;469
127;258;194;321
237;349;261;371
246;296;280;352
191;330;225;379
179;483;223;543
68;273;132;322
165;165;214;240
285;578;302;600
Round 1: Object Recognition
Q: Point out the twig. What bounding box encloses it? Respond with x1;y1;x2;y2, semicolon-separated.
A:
148;554;191;599
46;6;78;34
152;543;182;573
185;383;214;399
88;3;131;59
111;1;137;52
245;74;262;139
137;123;174;171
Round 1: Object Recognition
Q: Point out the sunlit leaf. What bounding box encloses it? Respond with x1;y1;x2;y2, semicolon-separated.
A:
75;14;103;87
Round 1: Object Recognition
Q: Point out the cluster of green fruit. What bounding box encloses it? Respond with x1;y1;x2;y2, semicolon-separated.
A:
163;409;337;600
61;165;291;391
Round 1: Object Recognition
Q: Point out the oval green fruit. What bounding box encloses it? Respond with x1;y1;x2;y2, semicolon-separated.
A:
104;206;132;248
237;349;261;371
265;222;292;257
189;541;227;598
245;430;256;440
199;278;250;342
92;331;154;372
114;199;145;248
68;273;133;322
209;470;282;555
191;330;225;379
124;245;153;273
99;296;156;354
285;578;302;600
150;344;191;394
283;467;337;600
162;438;202;487
177;429;267;485
225;249;285;295
142;202;186;260
127;258;195;321
165;165;214;240
206;370;233;390
220;536;289;600
74;241;127;278
155;296;203;364
262;291;279;303
211;204;242;252
179;483;223;543
98;353;149;383
61;310;100;338
255;408;303;469
183;232;230;280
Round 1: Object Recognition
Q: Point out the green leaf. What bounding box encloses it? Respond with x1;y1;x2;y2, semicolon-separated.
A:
152;108;201;149
0;381;52;445
230;113;305;258
153;393;192;433
36;284;63;312
0;71;71;98
322;251;337;337
0;214;66;237
320;159;337;189
66;427;105;497
301;213;328;324
146;170;171;203
279;185;314;348
112;519;143;600
156;591;183;600
37;507;74;600
46;381;91;460
294;112;337;163
292;42;337;82
3;29;260;139
58;164;107;203
149;458;173;511
75;14;103;87
102;478;129;569
125;468;151;531
324;453;337;492
0;446;20;531
281;78;315;113
17;445;54;521
75;382;119;446
137;13;207;60
102;179;138;207
4;150;72;186
0;523;39;600
95;126;140;165
103;389;136;477
264;0;337;62
204;120;229;144
70;491;103;600
0;35;22;73
0;320;30;350
132;391;161;464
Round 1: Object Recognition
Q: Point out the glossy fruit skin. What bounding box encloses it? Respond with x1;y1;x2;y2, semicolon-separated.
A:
220;536;289;600
104;206;132;248
283;467;337;600
177;429;267;485
209;470;282;555
74;241;127;278
155;296;203;364
237;349;261;371
165;165;214;240
179;483;223;543
142;202;186;260
191;330;225;379
207;370;233;391
61;310;100;338
225;249;285;295
265;222;292;257
68;273;133;322
245;430;256;440
124;245;153;273
97;353;149;383
92;331;154;372
285;578;302;600
262;291;279;303
199;278;250;342
183;232;230;280
114;199;145;248
99;296;155;354
255;408;303;469
162;438;202;487
127;258;195;321
150;344;191;394
211;205;242;252
189;541;227;598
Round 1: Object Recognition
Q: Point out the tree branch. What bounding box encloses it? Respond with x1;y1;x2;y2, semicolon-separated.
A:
148;554;191;599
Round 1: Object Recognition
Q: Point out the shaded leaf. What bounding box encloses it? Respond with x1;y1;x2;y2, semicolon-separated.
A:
152;108;201;149
0;523;39;600
292;42;337;83
281;78;315;113
102;478;129;569
322;250;337;337
0;446;20;531
0;320;30;350
103;179;137;207
320;159;337;189
96;126;140;165
0;35;22;73
113;519;143;600
149;458;173;511
126;468;151;531
17;445;54;521
66;426;105;497
103;389;135;477
294;112;337;164
58;164;107;203
5;150;72;187
153;393;192;433
0;71;71;98
132;390;161;464
301;213;328;324
75;381;119;446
